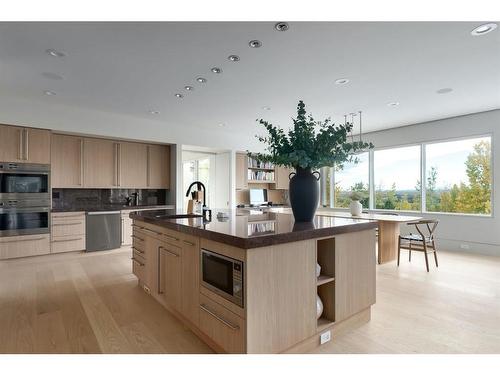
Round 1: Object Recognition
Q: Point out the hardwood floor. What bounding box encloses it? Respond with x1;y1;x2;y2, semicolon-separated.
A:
1;247;499;353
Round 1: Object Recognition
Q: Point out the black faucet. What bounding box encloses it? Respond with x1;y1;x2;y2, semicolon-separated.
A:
185;181;212;221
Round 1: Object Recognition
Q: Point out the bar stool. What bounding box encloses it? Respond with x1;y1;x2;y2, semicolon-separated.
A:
397;219;439;272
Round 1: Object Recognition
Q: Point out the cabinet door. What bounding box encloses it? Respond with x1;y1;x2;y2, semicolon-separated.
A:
83;138;118;188
181;235;200;326
148;144;170;188
51;134;83;188
235;153;248;190
158;242;182;312
120;142;148;188
25;128;51;164
0;124;23;162
274;166;292;190
0;234;50;259
143;235;160;293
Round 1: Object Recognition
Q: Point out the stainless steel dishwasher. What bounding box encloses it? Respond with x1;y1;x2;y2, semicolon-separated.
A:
86;211;121;251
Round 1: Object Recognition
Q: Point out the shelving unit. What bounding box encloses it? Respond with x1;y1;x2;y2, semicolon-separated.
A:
316;237;336;331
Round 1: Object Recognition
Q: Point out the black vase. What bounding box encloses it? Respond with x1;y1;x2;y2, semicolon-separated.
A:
288;167;320;222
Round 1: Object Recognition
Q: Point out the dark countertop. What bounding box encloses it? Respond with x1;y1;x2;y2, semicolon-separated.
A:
130;208;378;249
51;204;174;213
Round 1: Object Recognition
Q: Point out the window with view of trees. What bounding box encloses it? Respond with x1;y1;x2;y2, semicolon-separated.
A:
374;145;421;211
425;137;491;215
334;152;369;208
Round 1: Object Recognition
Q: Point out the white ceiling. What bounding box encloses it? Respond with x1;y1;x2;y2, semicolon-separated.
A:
0;21;499;147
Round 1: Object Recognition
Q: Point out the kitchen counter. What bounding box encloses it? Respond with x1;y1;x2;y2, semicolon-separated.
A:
129;208;378;249
51;204;174;213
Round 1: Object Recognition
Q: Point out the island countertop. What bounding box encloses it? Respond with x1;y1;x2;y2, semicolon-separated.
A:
129;208;378;249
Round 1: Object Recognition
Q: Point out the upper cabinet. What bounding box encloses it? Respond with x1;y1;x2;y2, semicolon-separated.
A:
83;138;119;188
119;142;148;188
148;144;170;189
51;134;83;188
0;124;50;164
273;166;293;190
51;133;171;189
235;153;248;190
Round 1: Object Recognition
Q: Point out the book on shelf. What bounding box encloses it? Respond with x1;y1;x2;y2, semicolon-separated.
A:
247;156;274;169
248;170;275;181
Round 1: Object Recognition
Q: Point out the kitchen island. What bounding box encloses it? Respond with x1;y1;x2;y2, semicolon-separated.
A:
129;208;378;353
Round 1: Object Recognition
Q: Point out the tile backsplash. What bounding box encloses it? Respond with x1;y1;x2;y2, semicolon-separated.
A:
52;188;167;209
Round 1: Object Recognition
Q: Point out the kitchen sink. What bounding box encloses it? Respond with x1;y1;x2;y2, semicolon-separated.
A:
154;213;203;219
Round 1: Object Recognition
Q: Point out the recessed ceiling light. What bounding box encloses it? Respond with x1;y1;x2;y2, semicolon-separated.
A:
184;85;194;91
41;72;64;80
44;90;57;96
436;88;453;94
218;123;226;127
196;77;207;83
45;48;65;58
387;102;400;107
174;93;184;98
228;55;240;62
262;106;271;110
149;110;160;115
211;67;222;74
471;23;498;36
334;78;350;85
249;40;262;48
275;22;289;32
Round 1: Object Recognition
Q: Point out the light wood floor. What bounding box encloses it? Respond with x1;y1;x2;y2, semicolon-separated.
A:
1;247;499;353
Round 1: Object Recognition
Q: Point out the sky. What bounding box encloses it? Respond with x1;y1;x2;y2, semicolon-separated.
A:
335;137;490;191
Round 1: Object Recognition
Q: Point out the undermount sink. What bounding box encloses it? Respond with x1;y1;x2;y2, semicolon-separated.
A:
155;213;203;219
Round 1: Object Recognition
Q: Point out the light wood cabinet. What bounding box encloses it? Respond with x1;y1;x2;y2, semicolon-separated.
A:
51;134;83;188
0;124;50;164
235;153;248;190
273;166;293;190
0;124;23;162
0;234;50;259
148;144;170;188
51;212;86;253
180;233;200;325
158;241;182;312
83;138;118;188
121;212;133;246
119;142;148;188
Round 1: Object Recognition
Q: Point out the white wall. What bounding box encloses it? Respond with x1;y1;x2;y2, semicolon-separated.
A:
364;109;500;256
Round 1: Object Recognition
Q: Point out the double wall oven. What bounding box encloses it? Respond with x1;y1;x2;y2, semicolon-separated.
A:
0;162;50;237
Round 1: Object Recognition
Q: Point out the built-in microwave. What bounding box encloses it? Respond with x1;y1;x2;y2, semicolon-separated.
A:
201;249;244;307
0;162;50;201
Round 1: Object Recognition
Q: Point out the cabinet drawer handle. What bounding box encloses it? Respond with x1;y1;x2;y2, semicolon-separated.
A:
1;236;45;243
131;224;144;229
131;235;144;242
132;246;145;254
159;246;179;257
131;257;145;266
200;304;239;331
183;239;195;247
52;237;83;243
52;214;84;219
52;222;83;226
144;228;162;236
164;233;179;241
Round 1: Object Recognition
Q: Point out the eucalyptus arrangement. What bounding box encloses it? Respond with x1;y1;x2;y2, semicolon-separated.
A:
252;100;373;221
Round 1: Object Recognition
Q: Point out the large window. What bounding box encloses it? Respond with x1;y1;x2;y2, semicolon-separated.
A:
374;145;421;211
425;137;491;215
334;152;370;208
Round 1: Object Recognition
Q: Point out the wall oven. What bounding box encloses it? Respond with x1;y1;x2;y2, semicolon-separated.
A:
0;162;50;201
0;162;51;237
201;249;244;307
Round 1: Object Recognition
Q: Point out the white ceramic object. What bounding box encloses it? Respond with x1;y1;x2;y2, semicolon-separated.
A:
316;263;321;278
316;294;324;319
350;200;362;216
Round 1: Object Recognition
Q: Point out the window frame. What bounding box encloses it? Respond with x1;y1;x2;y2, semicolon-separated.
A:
325;133;493;217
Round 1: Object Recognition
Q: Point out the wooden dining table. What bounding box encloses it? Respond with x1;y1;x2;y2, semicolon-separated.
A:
315;210;422;264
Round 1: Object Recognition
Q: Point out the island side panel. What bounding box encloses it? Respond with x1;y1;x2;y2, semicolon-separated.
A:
334;229;376;323
245;239;317;354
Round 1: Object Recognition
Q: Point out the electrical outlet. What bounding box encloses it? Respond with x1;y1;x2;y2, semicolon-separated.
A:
460;243;470;250
320;330;331;345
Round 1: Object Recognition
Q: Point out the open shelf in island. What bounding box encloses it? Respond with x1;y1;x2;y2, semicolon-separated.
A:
316;237;336;330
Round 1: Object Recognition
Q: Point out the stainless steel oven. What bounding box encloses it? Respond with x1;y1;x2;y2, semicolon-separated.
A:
0;162;50;201
0;202;50;237
201;249;244;307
